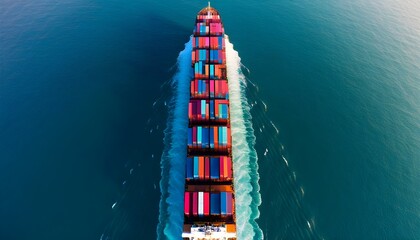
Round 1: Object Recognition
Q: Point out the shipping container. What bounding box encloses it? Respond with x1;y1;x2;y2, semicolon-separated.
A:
227;157;232;178
221;192;227;215
198;157;204;179
205;158;210;179
210;193;221;215
204;192;210;216
186;158;193;179
210;157;219;179
184;192;190;215
198;192;204;216
193;156;199;179
226;192;233;215
192;192;198;216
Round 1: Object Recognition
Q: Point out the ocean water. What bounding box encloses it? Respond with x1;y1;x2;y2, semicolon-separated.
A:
1;0;419;240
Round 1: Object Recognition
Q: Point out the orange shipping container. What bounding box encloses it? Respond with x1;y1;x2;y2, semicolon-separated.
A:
199;157;204;179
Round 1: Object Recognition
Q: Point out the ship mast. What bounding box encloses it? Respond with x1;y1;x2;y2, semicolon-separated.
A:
208;1;211;18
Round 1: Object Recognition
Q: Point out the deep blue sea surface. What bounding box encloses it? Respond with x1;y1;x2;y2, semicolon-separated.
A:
1;0;419;239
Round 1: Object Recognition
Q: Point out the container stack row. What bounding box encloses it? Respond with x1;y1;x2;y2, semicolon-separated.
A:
193;61;225;79
188;99;229;121
190;79;229;99
187;126;231;148
192;36;225;50
192;49;225;63
186;156;232;180
184;191;233;216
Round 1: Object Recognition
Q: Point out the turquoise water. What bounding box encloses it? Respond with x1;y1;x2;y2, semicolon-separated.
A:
1;0;419;239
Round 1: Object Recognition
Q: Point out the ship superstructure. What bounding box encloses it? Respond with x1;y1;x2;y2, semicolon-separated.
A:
182;4;237;240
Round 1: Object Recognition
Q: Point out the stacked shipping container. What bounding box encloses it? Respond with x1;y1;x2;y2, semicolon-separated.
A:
184;6;236;231
184;191;234;217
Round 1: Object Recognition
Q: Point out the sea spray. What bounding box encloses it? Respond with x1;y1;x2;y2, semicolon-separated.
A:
225;36;263;239
157;38;192;239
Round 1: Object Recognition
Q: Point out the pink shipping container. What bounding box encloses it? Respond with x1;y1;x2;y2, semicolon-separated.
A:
226;192;233;215
184;192;190;215
192;192;198;216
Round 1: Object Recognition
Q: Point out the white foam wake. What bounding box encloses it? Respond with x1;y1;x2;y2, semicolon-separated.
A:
226;36;263;239
157;38;192;239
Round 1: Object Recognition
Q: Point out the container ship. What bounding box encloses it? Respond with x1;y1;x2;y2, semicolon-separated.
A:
182;4;237;240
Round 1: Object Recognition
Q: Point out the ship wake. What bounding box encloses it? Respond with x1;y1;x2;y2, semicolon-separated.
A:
156;38;192;239
225;36;263;239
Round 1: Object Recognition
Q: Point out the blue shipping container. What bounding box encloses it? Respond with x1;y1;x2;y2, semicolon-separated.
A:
210;100;214;119
193;157;199;179
186;158;193;179
210;65;214;78
223;127;227;145
209;127;214;148
201;100;206;117
210;157;219;179
210;193;221;214
198;126;202;144
202;127;208;148
221;192;227;215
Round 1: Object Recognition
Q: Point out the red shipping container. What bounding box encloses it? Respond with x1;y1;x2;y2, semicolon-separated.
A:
220;157;224;179
197;100;201;119
205;157;210;179
214;127;218;147
204;192;210;216
192;192;198;216
195;80;198;94
188;102;192;119
190;100;195;119
224;157;228;178
184;192;190;215
215;100;219;118
206;103;209;120
227;157;232;178
210;80;214;96
227;127;231;146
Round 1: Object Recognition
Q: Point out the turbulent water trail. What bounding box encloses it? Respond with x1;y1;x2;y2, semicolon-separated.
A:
226;36;263;239
157;38;192;239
